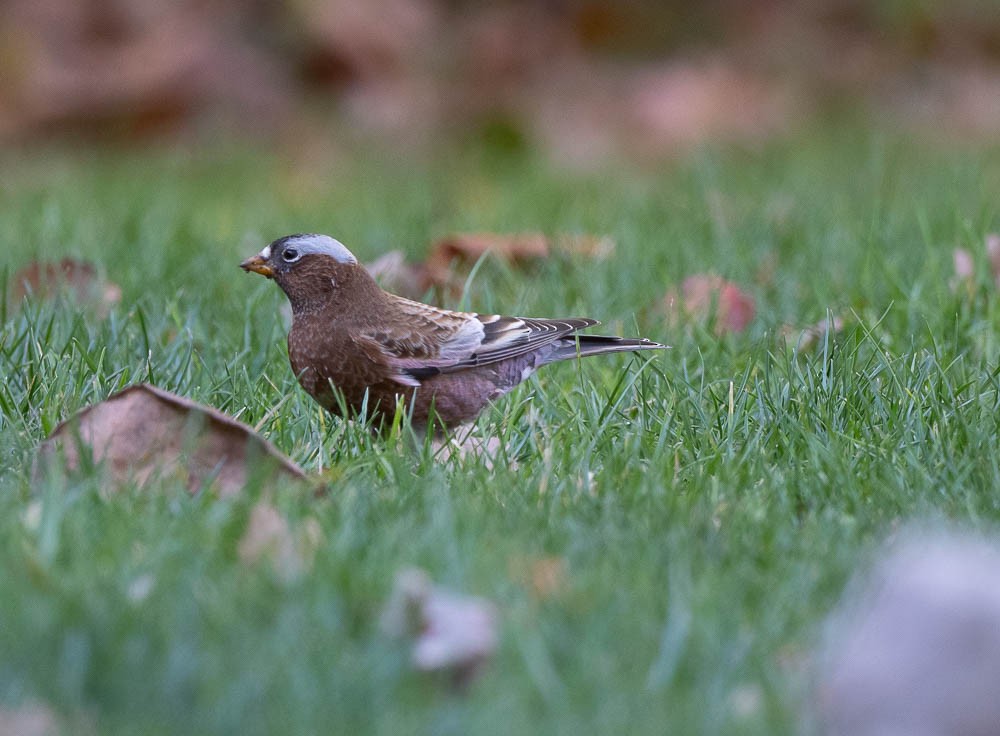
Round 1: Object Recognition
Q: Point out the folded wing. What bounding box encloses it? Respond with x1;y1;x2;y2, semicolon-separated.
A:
357;296;599;384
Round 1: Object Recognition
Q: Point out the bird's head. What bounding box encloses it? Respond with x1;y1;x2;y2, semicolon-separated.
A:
241;233;366;312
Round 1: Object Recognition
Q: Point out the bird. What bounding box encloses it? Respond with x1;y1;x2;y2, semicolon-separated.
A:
241;233;666;431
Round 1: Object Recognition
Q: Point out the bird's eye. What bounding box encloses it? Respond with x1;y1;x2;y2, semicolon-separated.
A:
282;247;300;263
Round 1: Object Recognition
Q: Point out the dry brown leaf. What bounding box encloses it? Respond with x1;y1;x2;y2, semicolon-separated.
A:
427;232;550;273
419;232;613;292
380;568;498;687
728;683;764;721
754;249;779;287
238;502;320;581
366;250;424;298
430;433;505;469
0;0;290;140
0;702;59;736
509;555;567;600
820;530;1000;735
417;232;550;296
663;274;756;335
779;315;844;350
950;237;1000;295
290;0;438;83
952;247;975;294
626;61;797;151
986;234;1000;288
554;234;616;260
365;250;450;301
9;258;121;315
36;384;306;496
883;65;1000;140
342;75;442;145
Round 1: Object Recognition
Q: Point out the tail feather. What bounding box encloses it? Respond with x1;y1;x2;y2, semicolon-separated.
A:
544;334;667;364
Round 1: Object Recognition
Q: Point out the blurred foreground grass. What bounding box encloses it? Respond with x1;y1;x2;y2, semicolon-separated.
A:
1;131;1000;734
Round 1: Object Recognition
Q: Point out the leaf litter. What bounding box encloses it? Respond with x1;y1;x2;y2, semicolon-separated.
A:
238;502;323;582
381;568;498;687
367;232;615;302
662;273;756;335
8;258;122;317
36;383;306;496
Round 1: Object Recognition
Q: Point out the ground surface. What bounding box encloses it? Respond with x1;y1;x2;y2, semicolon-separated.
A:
1;131;999;734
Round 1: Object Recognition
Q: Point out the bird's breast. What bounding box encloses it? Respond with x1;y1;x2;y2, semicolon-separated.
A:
288;318;391;398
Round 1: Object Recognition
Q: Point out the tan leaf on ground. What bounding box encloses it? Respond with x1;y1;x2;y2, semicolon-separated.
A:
0;0;289;140
381;568;498;687
36;384;306;496
626;60;798;151
509;555;567;600
420;232;613;291
430;433;505;469
985;234;1000;288
0;702;59;736
663;274;756;334
290;0;438;82
779;315;844;350
238;502;320;581
553;234;616;260
365;250;450;301
820;529;1000;736
427;232;549;274
10;258;121;315
951;247;975;294
884;65;1000;140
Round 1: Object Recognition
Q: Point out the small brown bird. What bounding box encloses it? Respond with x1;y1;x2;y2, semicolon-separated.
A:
241;234;665;431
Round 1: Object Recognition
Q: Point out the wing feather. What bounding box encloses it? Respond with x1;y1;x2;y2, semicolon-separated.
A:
355;294;598;384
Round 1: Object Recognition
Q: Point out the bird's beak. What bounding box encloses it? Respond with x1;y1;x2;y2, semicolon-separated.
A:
240;254;274;278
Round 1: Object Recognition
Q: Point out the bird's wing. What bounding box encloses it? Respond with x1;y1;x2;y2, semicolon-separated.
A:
356;296;597;384
442;314;599;370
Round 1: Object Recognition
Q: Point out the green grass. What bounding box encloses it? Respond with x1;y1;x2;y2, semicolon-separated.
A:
1;130;1000;734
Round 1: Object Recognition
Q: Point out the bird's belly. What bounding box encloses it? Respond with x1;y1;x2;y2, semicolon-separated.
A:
411;359;535;427
289;327;539;429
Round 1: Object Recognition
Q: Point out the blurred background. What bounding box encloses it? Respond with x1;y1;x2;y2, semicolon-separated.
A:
3;0;999;163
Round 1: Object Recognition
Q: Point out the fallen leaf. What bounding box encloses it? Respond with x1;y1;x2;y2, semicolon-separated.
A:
0;702;59;736
9;258;121;315
986;234;1000;288
36;383;306;496
948;236;1000;295
820;529;1000;736
238;503;293;565
779;315;844;350
754;249;779;287
342;75;442;146
289;0;439;83
126;573;156;604
418;232;615;292
728;683;764;720
0;0;290;140
381;568;498;687
427;232;550;274
430;432;506;470
951;247;975;294
626;60;798;151
553;234;616;260
238;502;320;581
365;250;452;301
883;65;1000;140
509;555;567;600
663;274;756;335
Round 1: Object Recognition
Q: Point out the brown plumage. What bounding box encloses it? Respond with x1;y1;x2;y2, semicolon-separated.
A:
241;234;666;431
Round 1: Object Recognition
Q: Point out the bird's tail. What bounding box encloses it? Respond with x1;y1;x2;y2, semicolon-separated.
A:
544;335;667;364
